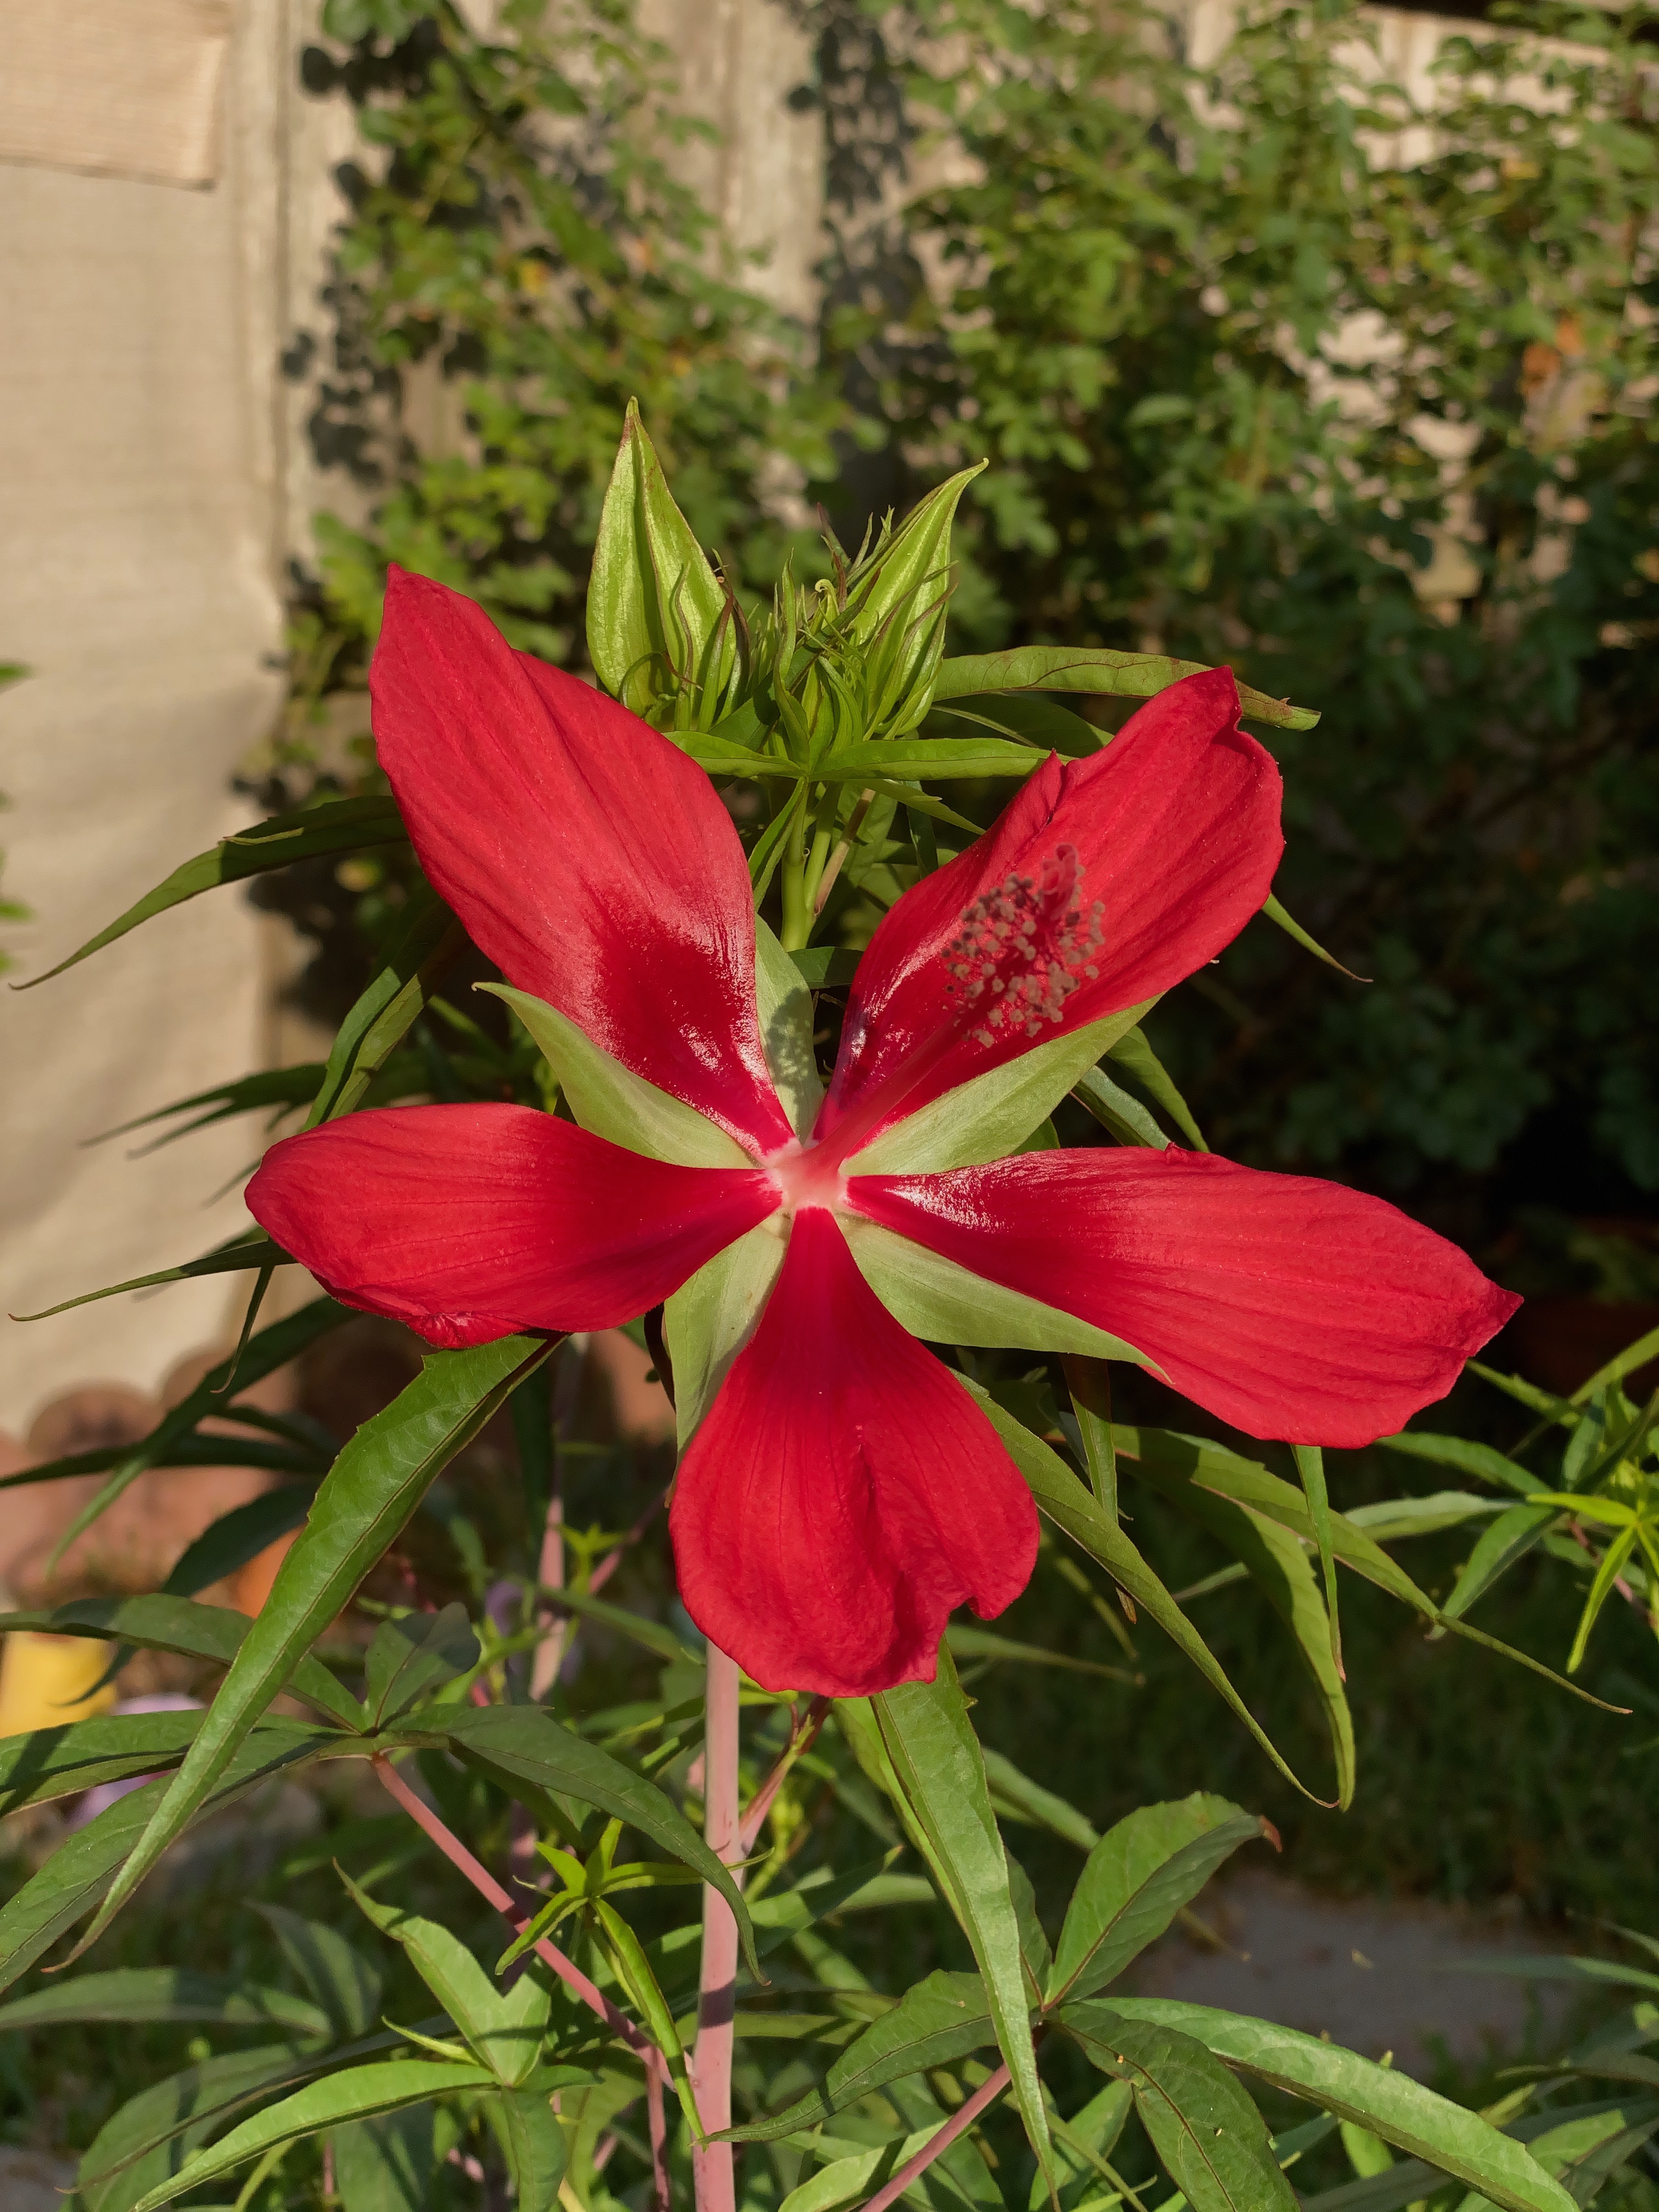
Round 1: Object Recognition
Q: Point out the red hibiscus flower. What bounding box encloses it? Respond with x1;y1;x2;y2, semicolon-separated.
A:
247;569;1518;1698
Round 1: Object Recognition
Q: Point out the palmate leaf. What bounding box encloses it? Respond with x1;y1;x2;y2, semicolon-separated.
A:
19;793;407;988
868;1651;1056;2194
1062;2008;1297;2212
1071;1999;1576;2212
723;1970;995;2143
930;646;1319;730
67;1333;556;1963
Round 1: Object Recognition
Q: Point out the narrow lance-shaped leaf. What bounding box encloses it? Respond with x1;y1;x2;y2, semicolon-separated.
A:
723;1970;996;2143
1062;2008;1298;2212
13;1231;291;1323
931;646;1318;730
0;1967;329;2037
1260;891;1368;981
1292;1443;1344;1680
0;1707;206;1818
342;1870;548;2087
1103;1024;1207;1152
872;1648;1057;2196
1069;1999;1576;2212
435;1703;760;1975
304;888;465;1128
18;793;407;988
968;1385;1333;1801
1048;1796;1274;2008
68;1333;556;1962
1125;1474;1353;1808
128;2061;493;2212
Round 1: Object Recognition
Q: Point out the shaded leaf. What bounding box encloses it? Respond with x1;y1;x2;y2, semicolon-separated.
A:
1048;1796;1269;2007
0;1967;329;2038
363;1603;481;1727
931;647;1318;730
71;1334;554;1960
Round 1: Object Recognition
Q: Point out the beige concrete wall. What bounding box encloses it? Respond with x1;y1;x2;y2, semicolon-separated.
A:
0;2;287;1431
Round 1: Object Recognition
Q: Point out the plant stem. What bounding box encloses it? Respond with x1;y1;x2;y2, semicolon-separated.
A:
738;1695;831;1855
856;2064;1011;2212
374;1753;671;2211
691;1643;746;2212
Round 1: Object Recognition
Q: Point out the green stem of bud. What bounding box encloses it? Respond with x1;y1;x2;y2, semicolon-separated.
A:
780;799;811;952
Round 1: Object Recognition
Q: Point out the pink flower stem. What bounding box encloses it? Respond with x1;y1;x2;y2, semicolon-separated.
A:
857;2064;1012;2212
588;1487;668;1596
691;1643;747;2212
738;1695;831;1855
373;1752;672;2212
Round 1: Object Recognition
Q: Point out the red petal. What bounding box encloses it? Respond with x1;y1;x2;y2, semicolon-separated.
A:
816;669;1282;1146
371;569;793;1157
247;1105;778;1350
670;1208;1037;1695
849;1150;1520;1447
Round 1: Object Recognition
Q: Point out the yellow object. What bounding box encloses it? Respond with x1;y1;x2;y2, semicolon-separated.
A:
0;1630;117;1738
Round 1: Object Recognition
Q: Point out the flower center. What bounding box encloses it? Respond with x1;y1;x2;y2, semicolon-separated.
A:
808;842;1107;1169
766;1137;848;1217
941;842;1104;1044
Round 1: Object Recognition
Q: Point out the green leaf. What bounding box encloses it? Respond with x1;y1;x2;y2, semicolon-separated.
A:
817;737;1042;781
841;1214;1149;1367
71;1334;554;1961
342;1871;549;2086
128;2059;490;2211
1032;2080;1133;2211
944;1624;1131;1684
10;1298;346;1567
484;984;753;1166
847;1001;1153;1173
664;1221;785;1446
79;2043;335;2212
1071;1065;1170;1148
435;1705;760;1974
0;1967;329;2038
980;1747;1101;1850
258;1903;382;2040
18;794;407;989
871;1649;1056;2192
1062;1357;1119;1517
13;1233;291;1322
0;1596;358;1729
490;2076;569;2212
1571;1321;1659;1406
849;465;981;730
1291;1443;1344;1680
1103;1025;1207;1152
1442;1502;1560;1621
588;399;732;710
1261;891;1368;981
1048;1796;1269;2007
1130;1474;1354;1808
363;1602;481;1726
0;1723;345;1995
778;2122;990;2212
162;1485;315;1600
1565;1523;1640;1672
1080;1999;1576;2212
331;2106;437;2212
932;648;1318;731
932;693;1102;757
1376;1432;1544;1499
0;1707;204;1817
754;912;823;1137
724;1970;995;2142
969;1390;1329;1801
303;890;465;1129
1062;2007;1297;2211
